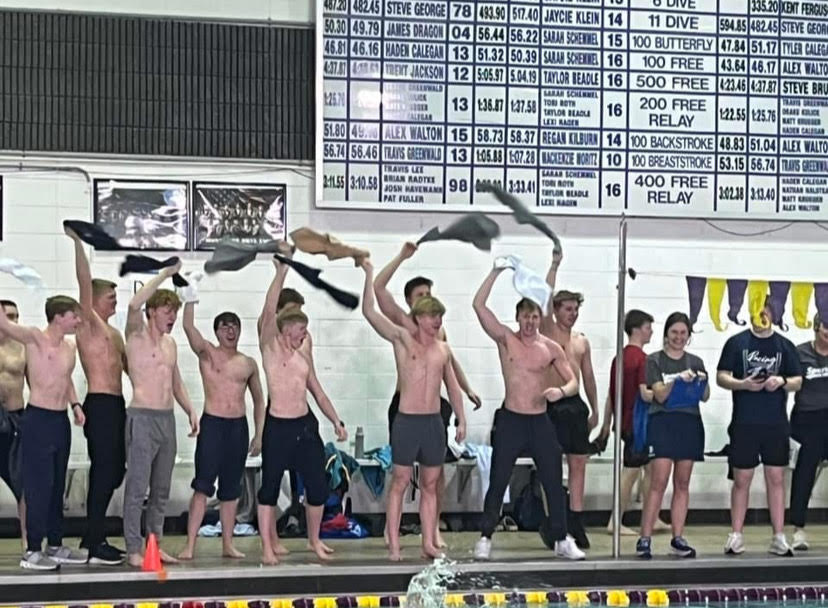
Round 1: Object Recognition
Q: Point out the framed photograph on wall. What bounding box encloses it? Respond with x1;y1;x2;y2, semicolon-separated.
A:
192;182;287;251
93;179;190;251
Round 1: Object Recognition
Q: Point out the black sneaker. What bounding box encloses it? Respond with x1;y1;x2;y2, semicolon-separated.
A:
670;536;696;558
88;542;124;566
104;541;126;556
636;536;652;559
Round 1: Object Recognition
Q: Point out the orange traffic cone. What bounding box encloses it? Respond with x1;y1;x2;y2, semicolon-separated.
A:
142;533;164;576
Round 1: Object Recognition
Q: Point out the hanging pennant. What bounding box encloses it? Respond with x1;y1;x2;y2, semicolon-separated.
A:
686;276;706;326
791;282;814;329
726;279;748;326
747;280;771;329
815;284;828;326
768;281;791;331
707;278;727;331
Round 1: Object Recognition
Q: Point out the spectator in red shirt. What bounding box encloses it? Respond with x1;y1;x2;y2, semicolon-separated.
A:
599;309;662;535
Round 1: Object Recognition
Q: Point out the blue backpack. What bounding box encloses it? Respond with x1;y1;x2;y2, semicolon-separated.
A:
633;395;650;454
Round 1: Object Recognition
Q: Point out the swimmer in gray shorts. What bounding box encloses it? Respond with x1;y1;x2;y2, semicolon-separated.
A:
361;256;467;562
391;412;446;467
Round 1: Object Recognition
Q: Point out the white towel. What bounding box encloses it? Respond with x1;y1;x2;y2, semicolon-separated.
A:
0;257;44;289
494;255;552;311
177;270;204;303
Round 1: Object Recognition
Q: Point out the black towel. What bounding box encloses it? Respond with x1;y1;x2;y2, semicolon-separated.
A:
119;254;188;287
273;254;359;310
63;220;122;250
477;183;563;254
416;213;501;251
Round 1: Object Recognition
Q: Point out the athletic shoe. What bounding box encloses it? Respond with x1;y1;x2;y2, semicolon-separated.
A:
724;531;745;555
636;536;652;559
46;545;88;565
793;530;809;551
473;537;491;560
670;536;696;558
554;535;586;560
88;542;125;565
768;533;794;557
20;551;59;571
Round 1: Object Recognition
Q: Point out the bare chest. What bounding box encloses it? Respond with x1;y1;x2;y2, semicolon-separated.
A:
201;354;250;386
78;326;124;359
127;336;174;371
0;344;25;376
28;341;74;375
506;339;551;372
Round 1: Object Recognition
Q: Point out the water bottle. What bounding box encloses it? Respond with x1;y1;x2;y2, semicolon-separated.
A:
354;426;365;459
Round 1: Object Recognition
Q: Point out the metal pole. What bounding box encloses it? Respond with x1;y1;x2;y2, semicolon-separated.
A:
611;216;628;558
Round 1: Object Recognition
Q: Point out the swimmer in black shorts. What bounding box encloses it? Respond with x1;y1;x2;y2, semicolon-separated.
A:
362;256;466;561
543;252;600;550
374;241;481;548
257;248;347;565
177;297;265;561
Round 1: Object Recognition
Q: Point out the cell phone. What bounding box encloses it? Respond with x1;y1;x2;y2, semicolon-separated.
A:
750;368;769;381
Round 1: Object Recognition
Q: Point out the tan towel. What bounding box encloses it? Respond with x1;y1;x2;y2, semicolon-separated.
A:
290;227;368;267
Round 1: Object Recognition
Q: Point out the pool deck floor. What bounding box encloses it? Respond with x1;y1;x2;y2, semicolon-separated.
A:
3;525;828;604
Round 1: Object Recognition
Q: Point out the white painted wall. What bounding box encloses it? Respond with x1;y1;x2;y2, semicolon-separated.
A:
0;0;826;524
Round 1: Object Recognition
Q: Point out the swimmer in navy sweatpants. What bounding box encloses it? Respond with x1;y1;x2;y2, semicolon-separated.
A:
177;297;265;561
0;296;87;571
471;266;584;561
257;246;348;565
361;254;467;562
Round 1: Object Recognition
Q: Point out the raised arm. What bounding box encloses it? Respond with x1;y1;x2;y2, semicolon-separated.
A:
0;309;40;345
361;258;407;343
65;227;96;321
247;361;266;456
182;301;209;356
374;242;418;330
472;268;509;343
545;249;562;291
126;261;181;338
259;257;289;348
443;346;466;442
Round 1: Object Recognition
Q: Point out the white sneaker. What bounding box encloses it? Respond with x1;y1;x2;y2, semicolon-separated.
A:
474;537;492;560
793;530;809;551
20;551;59;571
724;531;745;555
46;545;88;565
554;535;586;560
768;533;794;557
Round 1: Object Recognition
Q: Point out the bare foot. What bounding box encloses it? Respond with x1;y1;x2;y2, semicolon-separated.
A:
262;549;279;565
654;519;671;533
308;541;334;554
421;544;443;560
222;545;245;559
273;543;290;556
127;552;143;568
388;546;402;562
159;549;180;564
606;524;637;537
177;547;195;560
310;542;333;562
435;531;448;549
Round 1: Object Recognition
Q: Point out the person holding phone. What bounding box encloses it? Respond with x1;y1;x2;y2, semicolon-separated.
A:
717;296;802;557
